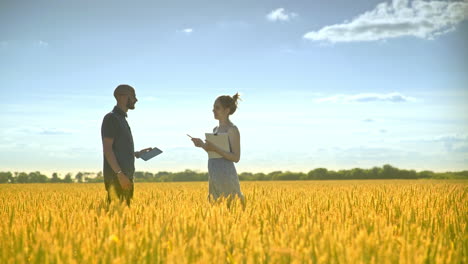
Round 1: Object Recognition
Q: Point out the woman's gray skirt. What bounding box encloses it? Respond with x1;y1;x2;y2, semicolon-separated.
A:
208;158;244;201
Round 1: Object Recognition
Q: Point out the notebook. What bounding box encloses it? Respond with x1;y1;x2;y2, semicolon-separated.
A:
205;133;230;159
139;147;163;161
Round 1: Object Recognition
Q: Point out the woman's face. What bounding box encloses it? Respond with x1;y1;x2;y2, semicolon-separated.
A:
213;100;229;120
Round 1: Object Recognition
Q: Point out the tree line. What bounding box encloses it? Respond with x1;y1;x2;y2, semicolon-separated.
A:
0;165;467;184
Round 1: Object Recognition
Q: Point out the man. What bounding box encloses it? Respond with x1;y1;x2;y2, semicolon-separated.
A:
101;84;152;206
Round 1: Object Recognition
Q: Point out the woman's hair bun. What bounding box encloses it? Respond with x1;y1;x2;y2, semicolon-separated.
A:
216;92;241;115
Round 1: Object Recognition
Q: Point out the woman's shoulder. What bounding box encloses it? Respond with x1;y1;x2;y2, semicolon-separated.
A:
227;124;239;133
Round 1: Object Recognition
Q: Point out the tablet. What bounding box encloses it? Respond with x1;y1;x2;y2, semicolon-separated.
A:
140;147;163;161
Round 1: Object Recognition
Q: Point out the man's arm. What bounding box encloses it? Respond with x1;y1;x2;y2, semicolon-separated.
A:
102;137;132;190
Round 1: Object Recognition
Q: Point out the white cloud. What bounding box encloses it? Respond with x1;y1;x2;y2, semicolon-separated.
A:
182;28;193;34
37;40;49;47
433;134;468;142
433;134;468;151
398;134;468;152
303;0;468;43
453;145;468;153
351;128;389;135
399;134;468;143
6;127;74;135
316;92;415;103
39;128;73;135
176;28;193;35
266;8;298;22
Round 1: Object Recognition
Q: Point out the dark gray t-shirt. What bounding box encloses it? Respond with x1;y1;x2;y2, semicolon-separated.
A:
101;106;135;182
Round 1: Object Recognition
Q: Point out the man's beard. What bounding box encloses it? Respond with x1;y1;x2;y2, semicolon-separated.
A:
127;98;135;109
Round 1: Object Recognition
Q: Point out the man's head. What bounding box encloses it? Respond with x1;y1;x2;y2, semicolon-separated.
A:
114;84;138;110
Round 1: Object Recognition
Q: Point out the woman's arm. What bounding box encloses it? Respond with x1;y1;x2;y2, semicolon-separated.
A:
205;126;241;162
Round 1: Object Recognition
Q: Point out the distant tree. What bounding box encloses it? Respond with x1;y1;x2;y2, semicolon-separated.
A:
275;172;304;181
16;172;29;183
299;173;309;180
85;171;104;183
155;171;171;182
308;168;328;180
269;171;283;181
418;170;434;179
327;170;340;180
350;168;365;179
453;171;468;179
239;172;254;181
172;170;200;182
94;172;104;182
11;172;18;183
75;172;84;183
51;173;61;183
335;170;347;179
0;172;12;183
144;172;154;181
369;167;381;179
63;173;73;183
134;171;145;180
381;164;398;179
254;173;268;181
29;171;48;183
399;169;417;179
4;166;468;183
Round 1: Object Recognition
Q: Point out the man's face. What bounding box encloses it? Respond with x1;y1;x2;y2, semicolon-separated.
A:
125;92;138;110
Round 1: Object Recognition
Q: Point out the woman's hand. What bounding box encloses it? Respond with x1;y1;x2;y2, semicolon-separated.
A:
191;138;205;148
203;140;216;151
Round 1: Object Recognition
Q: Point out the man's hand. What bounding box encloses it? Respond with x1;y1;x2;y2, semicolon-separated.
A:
135;147;153;158
117;172;132;190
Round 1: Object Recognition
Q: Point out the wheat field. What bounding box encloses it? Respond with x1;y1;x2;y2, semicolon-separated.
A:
0;180;466;263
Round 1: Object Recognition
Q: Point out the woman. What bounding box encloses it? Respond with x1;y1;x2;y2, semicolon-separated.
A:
191;93;245;202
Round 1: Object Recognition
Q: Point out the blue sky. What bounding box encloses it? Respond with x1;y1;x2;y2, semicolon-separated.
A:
1;0;467;174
